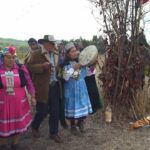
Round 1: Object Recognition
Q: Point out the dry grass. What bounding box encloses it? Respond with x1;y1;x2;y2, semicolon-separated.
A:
96;54;150;120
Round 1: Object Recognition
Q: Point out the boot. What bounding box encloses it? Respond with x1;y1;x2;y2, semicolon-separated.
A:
77;120;85;133
49;134;63;143
70;125;79;136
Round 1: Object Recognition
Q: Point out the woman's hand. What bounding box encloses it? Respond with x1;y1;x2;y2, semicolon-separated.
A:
73;63;81;71
31;96;36;106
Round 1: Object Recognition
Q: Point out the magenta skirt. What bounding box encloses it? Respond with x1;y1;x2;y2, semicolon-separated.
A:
0;88;32;137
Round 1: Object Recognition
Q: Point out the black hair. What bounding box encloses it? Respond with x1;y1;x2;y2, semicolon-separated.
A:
28;38;37;45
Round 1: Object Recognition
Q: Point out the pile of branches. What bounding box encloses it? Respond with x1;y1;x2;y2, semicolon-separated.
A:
99;37;146;118
89;0;150;119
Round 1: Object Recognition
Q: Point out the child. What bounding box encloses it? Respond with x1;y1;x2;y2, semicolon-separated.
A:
62;42;92;135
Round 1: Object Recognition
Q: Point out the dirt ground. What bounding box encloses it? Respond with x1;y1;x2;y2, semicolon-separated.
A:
19;111;150;150
19;55;150;150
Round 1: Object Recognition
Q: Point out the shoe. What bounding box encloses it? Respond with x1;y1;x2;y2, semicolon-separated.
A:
70;125;79;136
32;128;40;138
77;121;86;133
11;144;20;150
50;134;63;143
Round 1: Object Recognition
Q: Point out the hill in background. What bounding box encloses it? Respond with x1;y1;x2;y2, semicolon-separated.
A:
0;37;27;48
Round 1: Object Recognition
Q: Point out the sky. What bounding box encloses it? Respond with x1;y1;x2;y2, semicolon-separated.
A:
0;0;100;41
0;0;150;41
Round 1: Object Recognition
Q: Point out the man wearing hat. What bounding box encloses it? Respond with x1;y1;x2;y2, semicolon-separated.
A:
26;35;62;143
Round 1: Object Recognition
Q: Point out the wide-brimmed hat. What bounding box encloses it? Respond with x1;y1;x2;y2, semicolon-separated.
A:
38;35;56;44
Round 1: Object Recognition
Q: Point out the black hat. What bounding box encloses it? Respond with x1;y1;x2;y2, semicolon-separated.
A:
38;35;56;44
28;38;37;45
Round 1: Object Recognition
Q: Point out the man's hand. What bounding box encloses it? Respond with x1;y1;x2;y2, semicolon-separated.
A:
42;62;51;70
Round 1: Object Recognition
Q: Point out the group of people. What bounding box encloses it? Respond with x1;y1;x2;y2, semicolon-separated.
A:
0;35;102;150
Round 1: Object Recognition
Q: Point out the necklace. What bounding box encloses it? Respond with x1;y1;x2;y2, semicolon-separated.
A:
5;71;15;95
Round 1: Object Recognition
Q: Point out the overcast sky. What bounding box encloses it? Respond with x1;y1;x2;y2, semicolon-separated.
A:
0;0;100;41
0;0;149;41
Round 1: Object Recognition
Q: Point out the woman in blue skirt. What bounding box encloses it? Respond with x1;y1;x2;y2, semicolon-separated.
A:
62;42;92;135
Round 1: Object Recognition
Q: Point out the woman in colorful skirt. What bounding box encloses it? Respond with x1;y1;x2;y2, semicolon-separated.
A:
0;46;36;150
62;42;92;135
